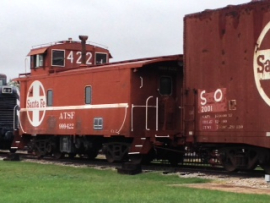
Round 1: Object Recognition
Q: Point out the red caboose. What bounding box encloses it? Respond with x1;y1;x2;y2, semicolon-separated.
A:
13;36;184;164
184;0;270;172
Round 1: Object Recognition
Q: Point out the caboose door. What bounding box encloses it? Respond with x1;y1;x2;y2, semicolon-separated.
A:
158;75;179;131
130;59;183;137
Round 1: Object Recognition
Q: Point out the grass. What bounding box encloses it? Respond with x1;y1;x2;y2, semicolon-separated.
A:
0;161;269;203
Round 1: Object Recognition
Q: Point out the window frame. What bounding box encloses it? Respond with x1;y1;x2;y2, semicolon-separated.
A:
35;54;44;68
51;49;65;67
85;86;92;104
47;90;53;106
93;117;103;130
159;76;173;96
95;52;108;65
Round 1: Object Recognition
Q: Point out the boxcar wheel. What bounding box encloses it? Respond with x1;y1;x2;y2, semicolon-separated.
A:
223;161;238;172
245;148;258;171
220;148;238;172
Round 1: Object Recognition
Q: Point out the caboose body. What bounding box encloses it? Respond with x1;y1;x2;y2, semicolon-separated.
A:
14;37;184;163
184;0;270;172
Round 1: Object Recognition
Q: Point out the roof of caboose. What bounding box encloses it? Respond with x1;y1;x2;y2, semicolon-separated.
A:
27;39;112;58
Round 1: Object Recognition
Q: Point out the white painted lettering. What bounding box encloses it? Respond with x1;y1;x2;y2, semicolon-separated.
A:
59;111;75;120
214;89;223;102
200;90;207;105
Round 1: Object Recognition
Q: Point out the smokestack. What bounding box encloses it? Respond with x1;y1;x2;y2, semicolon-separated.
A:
79;35;88;65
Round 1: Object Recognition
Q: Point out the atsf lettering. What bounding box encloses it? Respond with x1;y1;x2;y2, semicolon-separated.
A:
59;112;75;120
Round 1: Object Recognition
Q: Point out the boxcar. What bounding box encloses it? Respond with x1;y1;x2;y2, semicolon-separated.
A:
184;0;270;172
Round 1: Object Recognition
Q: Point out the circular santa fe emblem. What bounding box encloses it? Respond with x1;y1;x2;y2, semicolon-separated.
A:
254;21;270;106
26;80;46;127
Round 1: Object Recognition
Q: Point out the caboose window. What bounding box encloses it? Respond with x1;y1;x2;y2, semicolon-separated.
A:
36;54;44;68
47;90;53;106
30;55;44;68
52;50;65;66
159;76;172;96
85;86;92;104
93;118;103;130
95;53;107;65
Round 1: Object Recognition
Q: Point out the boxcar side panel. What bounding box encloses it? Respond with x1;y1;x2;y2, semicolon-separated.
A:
184;2;270;148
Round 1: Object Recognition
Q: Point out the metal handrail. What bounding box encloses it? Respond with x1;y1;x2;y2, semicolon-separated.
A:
145;96;153;131
156;97;158;131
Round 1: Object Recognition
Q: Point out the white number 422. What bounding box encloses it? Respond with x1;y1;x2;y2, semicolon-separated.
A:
67;51;92;65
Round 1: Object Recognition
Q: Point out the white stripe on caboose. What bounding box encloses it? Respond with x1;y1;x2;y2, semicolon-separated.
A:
20;103;129;112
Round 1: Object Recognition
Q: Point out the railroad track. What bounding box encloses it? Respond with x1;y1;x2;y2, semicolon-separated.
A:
0;151;265;179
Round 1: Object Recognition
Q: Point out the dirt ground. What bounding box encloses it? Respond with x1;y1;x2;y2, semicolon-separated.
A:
172;183;270;195
171;172;270;195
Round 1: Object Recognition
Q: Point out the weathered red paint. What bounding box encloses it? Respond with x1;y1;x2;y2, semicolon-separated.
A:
184;0;270;148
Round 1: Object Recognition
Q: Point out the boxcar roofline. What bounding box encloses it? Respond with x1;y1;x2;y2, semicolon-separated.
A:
184;1;255;18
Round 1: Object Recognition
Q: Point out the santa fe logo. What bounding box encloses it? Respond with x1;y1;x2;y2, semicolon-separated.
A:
254;21;270;106
26;80;46;127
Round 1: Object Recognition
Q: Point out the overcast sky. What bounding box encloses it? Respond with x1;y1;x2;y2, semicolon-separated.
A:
1;0;249;80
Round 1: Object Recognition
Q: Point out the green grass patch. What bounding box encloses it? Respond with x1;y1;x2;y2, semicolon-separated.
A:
0;161;268;203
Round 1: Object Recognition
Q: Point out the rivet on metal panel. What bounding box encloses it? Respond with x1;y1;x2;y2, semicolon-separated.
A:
266;132;270;137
